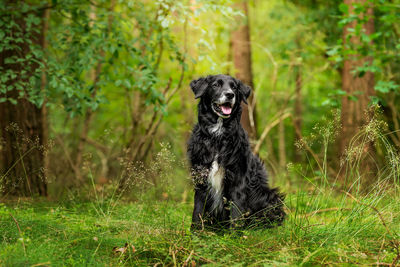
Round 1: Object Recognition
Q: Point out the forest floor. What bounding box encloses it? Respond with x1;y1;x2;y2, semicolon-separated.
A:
0;186;399;266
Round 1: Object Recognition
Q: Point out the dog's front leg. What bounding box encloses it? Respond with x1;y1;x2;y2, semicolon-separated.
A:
230;187;247;228
191;189;207;230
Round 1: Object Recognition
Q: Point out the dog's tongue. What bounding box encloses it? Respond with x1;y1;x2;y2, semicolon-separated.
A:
221;105;232;115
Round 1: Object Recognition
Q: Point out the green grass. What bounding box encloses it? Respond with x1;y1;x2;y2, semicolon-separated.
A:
1;186;399;266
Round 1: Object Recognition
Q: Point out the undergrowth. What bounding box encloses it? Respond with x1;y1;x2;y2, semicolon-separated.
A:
0;187;399;266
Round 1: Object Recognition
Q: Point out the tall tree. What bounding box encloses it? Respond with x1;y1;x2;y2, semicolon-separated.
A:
0;4;48;196
294;37;303;163
340;0;375;170
231;0;257;141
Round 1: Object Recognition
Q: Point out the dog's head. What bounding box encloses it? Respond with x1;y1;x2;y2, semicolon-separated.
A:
190;74;251;119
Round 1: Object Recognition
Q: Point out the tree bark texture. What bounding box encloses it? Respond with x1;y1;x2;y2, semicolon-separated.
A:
0;7;48;196
231;1;257;141
278;119;286;170
340;0;375;179
294;47;303;162
41;7;50;184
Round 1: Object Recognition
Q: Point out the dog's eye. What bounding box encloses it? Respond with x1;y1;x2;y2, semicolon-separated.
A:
212;84;220;89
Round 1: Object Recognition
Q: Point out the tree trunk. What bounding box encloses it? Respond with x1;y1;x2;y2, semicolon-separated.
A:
294;51;303;162
340;0;375;180
41;7;50;183
278;119;286;170
0;6;48;196
231;0;257;141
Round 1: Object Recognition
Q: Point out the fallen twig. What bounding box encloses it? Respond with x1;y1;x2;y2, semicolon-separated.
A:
177;246;215;264
304;207;351;218
182;250;194;267
169;246;177;267
9;212;26;255
31;262;52;267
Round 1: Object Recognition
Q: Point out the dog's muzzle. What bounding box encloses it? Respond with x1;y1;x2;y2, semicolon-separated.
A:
212;101;234;118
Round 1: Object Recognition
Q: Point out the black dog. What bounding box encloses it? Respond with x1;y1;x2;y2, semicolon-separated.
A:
187;74;285;230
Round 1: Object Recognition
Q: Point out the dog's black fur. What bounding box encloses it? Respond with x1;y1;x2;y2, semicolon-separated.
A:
188;74;285;230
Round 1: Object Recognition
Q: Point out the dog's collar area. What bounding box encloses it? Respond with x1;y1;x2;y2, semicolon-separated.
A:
211;102;233;119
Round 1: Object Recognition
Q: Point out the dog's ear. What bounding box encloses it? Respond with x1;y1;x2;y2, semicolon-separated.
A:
190;77;208;99
236;79;251;104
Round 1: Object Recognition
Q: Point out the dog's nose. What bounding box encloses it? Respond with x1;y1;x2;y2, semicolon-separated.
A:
225;92;234;99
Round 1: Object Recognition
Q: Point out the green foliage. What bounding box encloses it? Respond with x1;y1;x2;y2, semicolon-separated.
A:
0;2;45;106
290;0;400;114
46;0;188;116
1;0;190;116
375;80;400;94
326;0;400;105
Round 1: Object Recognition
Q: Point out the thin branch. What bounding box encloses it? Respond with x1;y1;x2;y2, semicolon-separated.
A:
9;213;26;255
154;39;164;74
248;94;257;138
54;134;80;179
177;246;215;264
130;79;172;159
304;207;351;218
254;112;291;154
163;77;174;99
84;137;109;154
182;250;194;267
392;252;400;267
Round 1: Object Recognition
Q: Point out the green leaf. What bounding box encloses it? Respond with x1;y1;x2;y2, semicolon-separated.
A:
375;81;399;94
339;3;349;14
332;89;346;96
8;98;17;105
348;95;358;102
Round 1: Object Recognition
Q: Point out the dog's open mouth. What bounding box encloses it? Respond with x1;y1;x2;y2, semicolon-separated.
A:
212;102;232;118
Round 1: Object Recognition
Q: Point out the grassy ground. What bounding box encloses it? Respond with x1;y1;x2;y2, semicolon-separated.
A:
0;184;399;266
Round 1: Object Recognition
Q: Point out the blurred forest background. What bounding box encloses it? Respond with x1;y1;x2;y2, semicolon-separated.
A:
1;0;400;199
2;0;400;265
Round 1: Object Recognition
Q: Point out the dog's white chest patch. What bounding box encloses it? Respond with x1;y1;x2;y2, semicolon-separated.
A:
209;117;223;135
208;157;225;212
